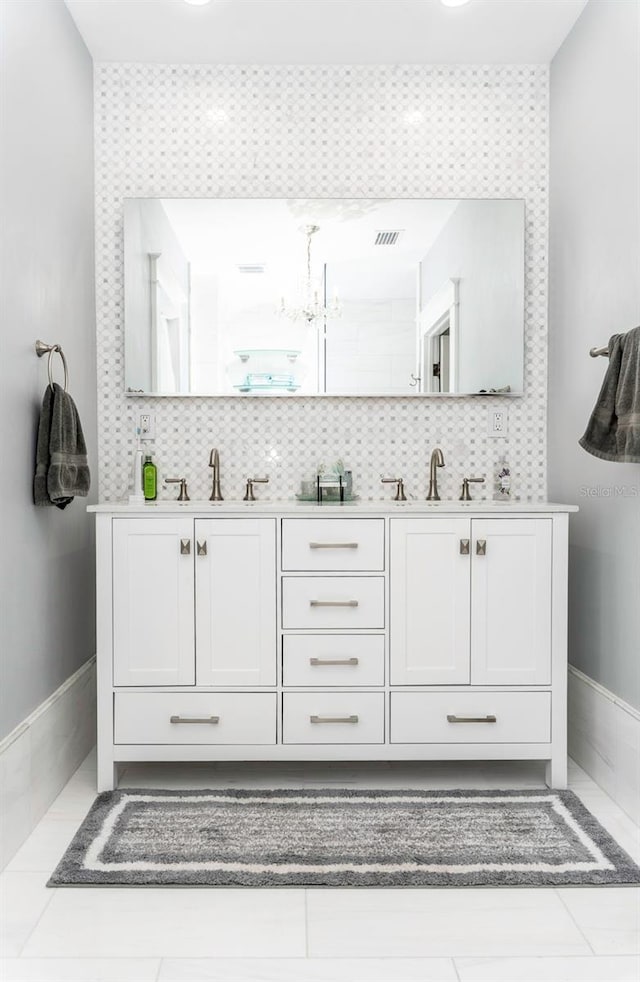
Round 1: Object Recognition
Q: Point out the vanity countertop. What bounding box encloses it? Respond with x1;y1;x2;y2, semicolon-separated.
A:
89;499;579;514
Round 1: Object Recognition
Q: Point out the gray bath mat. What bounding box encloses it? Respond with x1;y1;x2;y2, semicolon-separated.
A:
48;788;640;887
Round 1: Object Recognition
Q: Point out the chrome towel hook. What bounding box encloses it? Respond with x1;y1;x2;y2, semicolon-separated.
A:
35;340;69;392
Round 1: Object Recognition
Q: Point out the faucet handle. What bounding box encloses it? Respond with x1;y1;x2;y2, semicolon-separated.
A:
381;477;406;502
165;477;190;502
459;476;485;501
243;476;269;502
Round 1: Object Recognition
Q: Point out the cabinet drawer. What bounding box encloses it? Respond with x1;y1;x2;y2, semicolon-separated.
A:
390;691;551;744
282;576;385;629
283;635;385;686
282;519;384;571
283;692;385;744
114;692;277;745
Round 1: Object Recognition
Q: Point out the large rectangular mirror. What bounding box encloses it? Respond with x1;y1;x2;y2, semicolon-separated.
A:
124;198;524;396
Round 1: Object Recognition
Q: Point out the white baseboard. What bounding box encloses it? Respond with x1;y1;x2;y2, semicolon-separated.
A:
568;665;640;825
0;658;96;869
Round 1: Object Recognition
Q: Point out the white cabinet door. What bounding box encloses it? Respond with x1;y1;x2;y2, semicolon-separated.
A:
112;518;195;687
471;519;552;685
390;518;471;684
195;519;276;686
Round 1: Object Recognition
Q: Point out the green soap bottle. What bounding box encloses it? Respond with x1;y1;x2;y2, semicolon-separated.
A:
142;454;157;501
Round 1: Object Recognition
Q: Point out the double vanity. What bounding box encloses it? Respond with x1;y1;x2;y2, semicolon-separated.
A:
91;194;569;791
91;497;576;791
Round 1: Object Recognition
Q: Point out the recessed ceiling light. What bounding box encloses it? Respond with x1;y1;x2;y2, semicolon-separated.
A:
184;0;211;6
441;0;472;7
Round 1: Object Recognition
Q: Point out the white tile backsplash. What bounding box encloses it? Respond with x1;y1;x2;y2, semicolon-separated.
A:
95;64;549;502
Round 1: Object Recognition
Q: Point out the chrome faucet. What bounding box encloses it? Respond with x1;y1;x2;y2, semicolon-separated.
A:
208;448;224;501
426;447;445;501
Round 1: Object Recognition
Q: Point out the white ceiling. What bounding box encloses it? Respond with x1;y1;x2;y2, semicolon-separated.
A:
64;0;587;65
157;197;462;296
160;198;459;268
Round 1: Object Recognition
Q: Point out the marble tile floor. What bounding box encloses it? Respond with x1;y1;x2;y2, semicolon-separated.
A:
1;753;639;982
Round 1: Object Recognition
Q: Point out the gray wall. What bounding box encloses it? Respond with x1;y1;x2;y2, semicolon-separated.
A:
549;0;640;709
0;0;98;739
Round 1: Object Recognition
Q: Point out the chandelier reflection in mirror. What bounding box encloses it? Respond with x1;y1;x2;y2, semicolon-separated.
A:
278;224;342;325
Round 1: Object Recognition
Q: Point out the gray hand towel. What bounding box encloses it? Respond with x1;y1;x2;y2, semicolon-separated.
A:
579;326;640;463
33;383;91;509
34;384;55;506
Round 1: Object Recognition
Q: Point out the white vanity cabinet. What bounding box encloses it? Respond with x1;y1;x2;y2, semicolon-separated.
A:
280;517;386;746
99;514;278;789
93;502;573;792
195;518;276;686
111;516;276;688
389;517;552;686
112;518;196;687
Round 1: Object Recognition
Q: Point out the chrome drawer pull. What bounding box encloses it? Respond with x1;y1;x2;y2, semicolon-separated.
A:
310;657;359;666
459;538;470;555
310;600;359;608
309;542;359;549
476;539;487;556
310;715;359;724
170;715;220;725
180;539;191;555
446;714;497;724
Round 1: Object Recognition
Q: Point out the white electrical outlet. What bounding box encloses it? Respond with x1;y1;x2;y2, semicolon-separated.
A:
488;407;508;437
137;412;155;441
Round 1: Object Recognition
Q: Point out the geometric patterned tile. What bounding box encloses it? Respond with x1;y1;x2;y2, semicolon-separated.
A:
95;64;548;502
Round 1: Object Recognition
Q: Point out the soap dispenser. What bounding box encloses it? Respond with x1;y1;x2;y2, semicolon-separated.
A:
143;453;157;501
494;454;511;499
